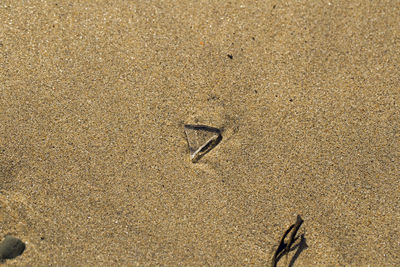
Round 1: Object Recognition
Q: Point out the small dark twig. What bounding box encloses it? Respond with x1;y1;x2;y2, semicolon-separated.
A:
270;215;304;267
288;234;308;267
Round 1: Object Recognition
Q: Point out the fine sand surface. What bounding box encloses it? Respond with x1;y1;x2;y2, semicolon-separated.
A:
1;1;399;266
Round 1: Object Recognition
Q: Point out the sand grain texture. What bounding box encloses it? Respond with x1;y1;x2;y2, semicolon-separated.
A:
1;0;399;266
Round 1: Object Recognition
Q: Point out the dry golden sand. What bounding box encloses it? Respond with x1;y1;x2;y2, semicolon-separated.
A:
1;1;399;266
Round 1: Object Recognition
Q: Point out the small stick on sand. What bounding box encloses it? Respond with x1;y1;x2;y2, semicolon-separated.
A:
270;215;304;267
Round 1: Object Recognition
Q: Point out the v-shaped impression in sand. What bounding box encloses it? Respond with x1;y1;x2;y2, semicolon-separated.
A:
184;124;222;163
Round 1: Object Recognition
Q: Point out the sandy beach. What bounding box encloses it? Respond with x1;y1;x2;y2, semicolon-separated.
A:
1;1;399;265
